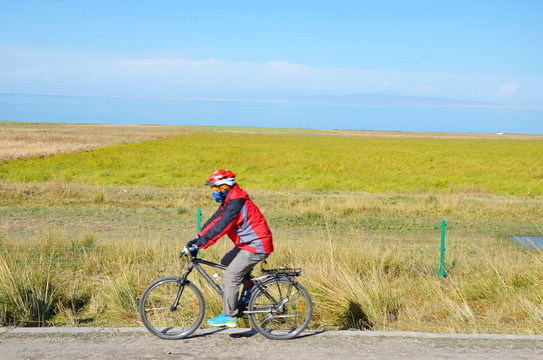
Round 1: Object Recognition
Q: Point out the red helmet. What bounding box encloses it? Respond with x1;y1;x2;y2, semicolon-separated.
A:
205;169;236;186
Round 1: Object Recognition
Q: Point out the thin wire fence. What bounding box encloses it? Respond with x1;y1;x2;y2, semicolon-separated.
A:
444;220;543;273
0;207;541;273
269;212;443;273
0;208;197;266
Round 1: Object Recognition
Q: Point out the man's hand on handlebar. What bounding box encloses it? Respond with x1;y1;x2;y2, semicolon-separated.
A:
181;244;199;257
186;237;198;247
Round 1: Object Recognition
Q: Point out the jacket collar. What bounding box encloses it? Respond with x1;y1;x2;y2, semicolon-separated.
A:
219;184;249;211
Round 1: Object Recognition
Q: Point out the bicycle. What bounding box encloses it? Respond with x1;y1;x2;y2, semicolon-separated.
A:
138;249;313;340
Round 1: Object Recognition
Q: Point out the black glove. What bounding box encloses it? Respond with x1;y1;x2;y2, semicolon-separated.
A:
186;237;198;248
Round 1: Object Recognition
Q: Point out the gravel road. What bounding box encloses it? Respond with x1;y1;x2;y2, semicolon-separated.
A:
1;328;542;360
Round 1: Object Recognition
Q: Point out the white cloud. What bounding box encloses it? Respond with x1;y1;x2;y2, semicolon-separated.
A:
263;61;309;77
5;69;31;78
380;81;391;88
1;44;541;104
410;85;437;96
117;58;310;80
497;81;521;96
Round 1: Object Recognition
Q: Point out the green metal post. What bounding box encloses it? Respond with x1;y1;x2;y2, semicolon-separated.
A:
196;208;202;234
196;208;202;258
439;219;446;277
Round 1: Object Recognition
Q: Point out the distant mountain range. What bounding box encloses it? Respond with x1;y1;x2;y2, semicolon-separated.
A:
7;92;533;108
266;94;500;107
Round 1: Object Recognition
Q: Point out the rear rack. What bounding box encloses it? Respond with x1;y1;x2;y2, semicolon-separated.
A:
261;268;302;277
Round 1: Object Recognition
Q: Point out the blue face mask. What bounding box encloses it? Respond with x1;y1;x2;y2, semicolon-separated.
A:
212;190;229;203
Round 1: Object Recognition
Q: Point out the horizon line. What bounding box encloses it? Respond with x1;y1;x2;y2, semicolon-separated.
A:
2;92;543;110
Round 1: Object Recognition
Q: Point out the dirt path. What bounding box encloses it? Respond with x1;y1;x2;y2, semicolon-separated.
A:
1;328;542;360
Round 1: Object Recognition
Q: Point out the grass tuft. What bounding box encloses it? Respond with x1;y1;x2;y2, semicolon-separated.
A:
0;256;57;326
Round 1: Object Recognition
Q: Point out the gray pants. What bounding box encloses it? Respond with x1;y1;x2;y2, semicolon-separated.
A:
220;245;269;317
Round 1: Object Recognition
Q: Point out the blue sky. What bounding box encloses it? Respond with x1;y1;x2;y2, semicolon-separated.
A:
1;1;542;105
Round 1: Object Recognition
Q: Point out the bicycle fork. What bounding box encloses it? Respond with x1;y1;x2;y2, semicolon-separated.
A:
171;263;194;311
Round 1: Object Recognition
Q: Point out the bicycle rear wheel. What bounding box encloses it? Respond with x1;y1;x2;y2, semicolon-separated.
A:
139;276;205;340
248;277;312;340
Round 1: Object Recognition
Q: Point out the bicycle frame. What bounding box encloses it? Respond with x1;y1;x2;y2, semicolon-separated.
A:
179;258;226;297
175;256;281;316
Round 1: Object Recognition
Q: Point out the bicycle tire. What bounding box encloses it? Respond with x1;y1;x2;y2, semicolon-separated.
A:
139;276;205;340
248;277;312;340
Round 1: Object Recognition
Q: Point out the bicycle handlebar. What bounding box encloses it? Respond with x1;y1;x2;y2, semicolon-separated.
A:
180;245;198;258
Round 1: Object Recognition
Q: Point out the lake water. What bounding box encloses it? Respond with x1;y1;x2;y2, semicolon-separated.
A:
512;236;543;250
0;93;542;134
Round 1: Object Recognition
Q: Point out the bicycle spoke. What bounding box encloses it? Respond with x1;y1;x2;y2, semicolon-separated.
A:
248;278;312;340
139;277;205;340
145;306;171;311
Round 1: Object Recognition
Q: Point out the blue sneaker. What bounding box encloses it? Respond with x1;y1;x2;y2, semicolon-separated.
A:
207;313;237;328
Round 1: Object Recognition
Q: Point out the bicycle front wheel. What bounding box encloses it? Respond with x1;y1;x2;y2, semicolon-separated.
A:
248;277;312;340
139;276;205;340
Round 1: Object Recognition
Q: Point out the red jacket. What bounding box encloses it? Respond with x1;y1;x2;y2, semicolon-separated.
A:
195;184;273;254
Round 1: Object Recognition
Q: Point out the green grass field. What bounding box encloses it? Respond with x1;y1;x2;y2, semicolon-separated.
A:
1;124;542;334
1;131;542;195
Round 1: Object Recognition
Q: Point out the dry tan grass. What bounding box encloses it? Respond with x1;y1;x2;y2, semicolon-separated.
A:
0;122;190;162
3;233;542;333
4;122;540;163
334;129;543;140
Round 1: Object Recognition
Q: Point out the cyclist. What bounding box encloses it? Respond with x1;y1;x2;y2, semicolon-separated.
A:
184;169;273;327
